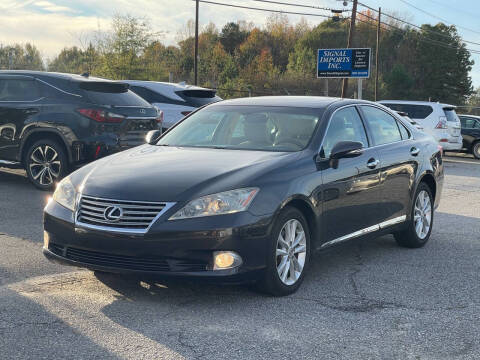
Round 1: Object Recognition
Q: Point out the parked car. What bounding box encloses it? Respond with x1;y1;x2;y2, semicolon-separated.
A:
395;111;424;131
125;80;221;131
379;100;462;151
458;114;480;159
0;71;161;190
44;97;443;296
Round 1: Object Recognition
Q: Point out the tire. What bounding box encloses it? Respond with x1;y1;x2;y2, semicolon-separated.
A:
472;141;480;160
394;182;434;248
256;206;311;296
25;139;68;191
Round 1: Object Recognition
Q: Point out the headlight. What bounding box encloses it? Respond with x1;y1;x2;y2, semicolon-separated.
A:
169;188;259;220
52;177;77;211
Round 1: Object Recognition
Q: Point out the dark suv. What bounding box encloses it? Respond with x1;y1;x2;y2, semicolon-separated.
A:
0;71;161;189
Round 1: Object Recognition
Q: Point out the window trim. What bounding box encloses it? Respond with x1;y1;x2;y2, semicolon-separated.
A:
317;104;371;157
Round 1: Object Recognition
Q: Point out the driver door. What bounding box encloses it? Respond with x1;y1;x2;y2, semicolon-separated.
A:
320;106;383;243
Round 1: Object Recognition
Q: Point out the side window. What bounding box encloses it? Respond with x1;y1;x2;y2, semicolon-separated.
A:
461;117;480;129
398;121;410;139
321;107;368;158
361;106;402;146
0;79;41;101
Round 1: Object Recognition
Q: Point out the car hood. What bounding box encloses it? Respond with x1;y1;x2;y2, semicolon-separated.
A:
74;145;295;202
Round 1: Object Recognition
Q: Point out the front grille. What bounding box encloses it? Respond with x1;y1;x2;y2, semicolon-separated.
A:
76;195;168;231
49;243;208;272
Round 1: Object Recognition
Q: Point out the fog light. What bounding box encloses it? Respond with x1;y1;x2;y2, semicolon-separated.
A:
213;251;242;270
43;231;50;249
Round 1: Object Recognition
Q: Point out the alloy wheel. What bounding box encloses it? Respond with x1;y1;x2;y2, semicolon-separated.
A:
276;219;307;286
413;190;432;239
473;143;480;159
29;145;61;186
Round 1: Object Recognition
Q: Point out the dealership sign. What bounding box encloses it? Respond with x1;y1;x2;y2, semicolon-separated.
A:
317;48;371;78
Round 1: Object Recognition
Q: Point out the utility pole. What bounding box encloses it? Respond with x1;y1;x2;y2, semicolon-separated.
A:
374;7;381;101
341;0;358;98
194;0;199;85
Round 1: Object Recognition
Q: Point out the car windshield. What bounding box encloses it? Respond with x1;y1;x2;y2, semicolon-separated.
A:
157;105;321;152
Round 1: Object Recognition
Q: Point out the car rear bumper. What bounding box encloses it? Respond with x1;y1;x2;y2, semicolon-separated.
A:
440;141;462;151
43;200;273;283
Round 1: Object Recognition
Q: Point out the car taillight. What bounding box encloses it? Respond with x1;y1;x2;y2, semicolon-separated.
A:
181;111;191;116
156;110;164;124
435;116;448;129
77;109;125;123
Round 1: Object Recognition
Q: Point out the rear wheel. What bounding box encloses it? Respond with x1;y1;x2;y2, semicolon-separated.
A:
25;139;68;191
394;182;433;248
257;207;310;296
472;141;480;159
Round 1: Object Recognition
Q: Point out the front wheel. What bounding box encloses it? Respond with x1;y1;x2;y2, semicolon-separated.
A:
394;182;434;248
25;139;68;191
472;141;480;160
257;207;310;296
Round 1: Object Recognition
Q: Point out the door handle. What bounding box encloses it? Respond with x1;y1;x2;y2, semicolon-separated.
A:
410;147;420;156
24;108;39;115
367;158;379;169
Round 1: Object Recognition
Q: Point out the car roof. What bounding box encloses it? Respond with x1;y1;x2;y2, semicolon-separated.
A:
123;80;212;92
211;96;349;108
379;99;456;108
458;114;480;118
0;70;126;84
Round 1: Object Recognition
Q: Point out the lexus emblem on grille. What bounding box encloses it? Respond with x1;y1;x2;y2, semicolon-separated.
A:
140;109;146;114
104;206;123;222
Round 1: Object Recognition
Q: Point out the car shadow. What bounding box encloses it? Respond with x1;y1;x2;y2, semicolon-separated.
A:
0;285;121;359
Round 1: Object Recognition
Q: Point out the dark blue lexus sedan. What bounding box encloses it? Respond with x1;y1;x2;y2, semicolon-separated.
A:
43;96;444;296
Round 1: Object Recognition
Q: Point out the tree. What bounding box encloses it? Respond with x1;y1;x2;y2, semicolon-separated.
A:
384;64;414;99
0;43;44;70
220;22;248;55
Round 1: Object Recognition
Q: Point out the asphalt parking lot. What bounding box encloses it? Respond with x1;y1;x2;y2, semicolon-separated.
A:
1;154;479;360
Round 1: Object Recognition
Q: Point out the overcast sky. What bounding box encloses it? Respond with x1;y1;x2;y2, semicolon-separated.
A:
2;0;480;87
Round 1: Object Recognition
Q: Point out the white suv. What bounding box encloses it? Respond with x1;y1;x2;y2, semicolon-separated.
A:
379;100;462;150
125;81;222;131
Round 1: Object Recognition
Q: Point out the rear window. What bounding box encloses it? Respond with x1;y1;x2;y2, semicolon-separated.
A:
83;89;151;106
444;108;459;122
176;90;222;107
382;103;433;119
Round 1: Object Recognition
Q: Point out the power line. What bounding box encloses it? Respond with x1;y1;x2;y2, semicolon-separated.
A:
398;0;480;35
356;12;480;55
195;0;336;19
358;1;480;47
250;0;347;12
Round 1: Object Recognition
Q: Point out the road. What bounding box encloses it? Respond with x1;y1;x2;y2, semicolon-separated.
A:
1;155;479;359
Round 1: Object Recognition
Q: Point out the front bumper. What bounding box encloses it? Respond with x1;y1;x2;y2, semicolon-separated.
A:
43;200;274;283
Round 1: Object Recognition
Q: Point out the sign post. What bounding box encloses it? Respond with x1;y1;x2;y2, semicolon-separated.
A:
317;48;371;99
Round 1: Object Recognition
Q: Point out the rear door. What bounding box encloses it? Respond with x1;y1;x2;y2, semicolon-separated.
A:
443;107;462;142
359;105;419;225
320;105;383;242
0;75;43;161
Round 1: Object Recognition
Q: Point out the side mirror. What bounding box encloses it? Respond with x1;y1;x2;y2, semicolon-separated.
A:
145;130;161;145
330;141;364;159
